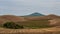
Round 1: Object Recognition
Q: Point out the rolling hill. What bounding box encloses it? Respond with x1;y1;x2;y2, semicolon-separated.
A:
0;15;26;25
0;14;60;28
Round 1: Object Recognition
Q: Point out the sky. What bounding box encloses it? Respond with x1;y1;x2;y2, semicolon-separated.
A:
0;0;60;16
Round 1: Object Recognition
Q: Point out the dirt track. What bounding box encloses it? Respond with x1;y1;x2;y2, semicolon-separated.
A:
0;27;60;34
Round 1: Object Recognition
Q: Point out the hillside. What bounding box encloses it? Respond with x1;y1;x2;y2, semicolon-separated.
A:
0;15;26;25
0;14;60;28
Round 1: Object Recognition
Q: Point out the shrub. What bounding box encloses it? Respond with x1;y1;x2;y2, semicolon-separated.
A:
3;22;24;29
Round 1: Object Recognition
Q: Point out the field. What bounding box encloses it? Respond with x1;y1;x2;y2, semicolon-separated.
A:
0;27;60;34
0;19;58;34
16;19;52;29
0;15;60;34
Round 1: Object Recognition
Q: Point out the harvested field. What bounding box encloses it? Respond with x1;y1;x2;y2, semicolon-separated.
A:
0;27;60;34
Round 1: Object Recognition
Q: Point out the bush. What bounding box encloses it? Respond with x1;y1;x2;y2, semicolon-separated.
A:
3;22;24;29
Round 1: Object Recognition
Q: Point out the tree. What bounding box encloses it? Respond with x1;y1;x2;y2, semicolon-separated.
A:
3;22;24;29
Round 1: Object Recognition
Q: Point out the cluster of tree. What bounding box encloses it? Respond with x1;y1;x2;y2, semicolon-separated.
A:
3;22;24;29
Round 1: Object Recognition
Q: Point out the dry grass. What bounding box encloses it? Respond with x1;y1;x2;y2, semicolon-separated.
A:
0;27;60;34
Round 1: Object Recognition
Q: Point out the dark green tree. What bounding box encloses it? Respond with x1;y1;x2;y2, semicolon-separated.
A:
3;22;24;29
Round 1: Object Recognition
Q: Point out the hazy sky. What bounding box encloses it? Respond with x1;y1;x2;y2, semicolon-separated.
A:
0;0;60;16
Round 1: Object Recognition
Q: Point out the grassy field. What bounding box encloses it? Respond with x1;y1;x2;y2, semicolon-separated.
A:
0;19;60;34
0;18;57;34
16;19;52;29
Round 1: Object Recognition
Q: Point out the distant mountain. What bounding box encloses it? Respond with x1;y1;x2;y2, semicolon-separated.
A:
26;12;45;16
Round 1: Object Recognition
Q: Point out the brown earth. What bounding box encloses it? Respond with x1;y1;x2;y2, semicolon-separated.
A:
49;19;60;26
